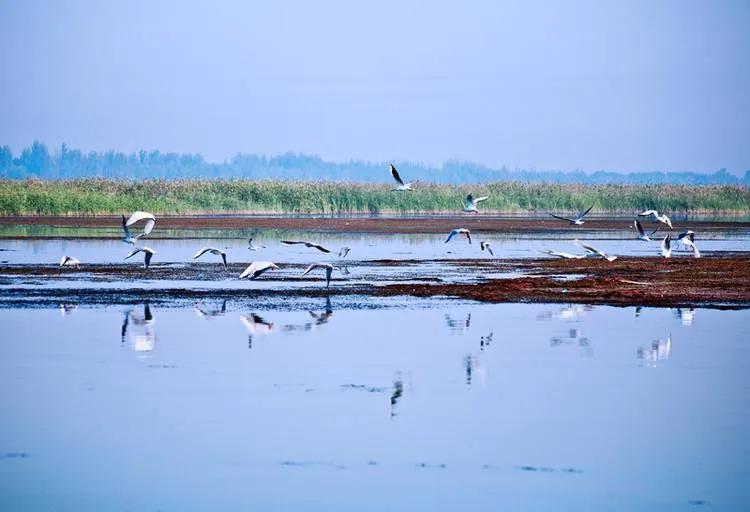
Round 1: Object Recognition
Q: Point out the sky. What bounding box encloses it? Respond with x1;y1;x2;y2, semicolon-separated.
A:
1;0;749;173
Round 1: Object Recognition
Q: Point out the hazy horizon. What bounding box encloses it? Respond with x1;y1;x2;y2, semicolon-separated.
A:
1;0;749;174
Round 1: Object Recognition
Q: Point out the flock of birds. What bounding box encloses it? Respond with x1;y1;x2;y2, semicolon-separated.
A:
59;164;702;283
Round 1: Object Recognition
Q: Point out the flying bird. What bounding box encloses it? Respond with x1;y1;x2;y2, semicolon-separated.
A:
480;241;493;255
280;240;331;253
125;247;157;269
390;164;413;191
540;249;586;259
123;211;156;242
549;205;594;225
634;219;659;242
338;246;351;258
302;263;335;288
677;230;700;258
239;261;279;279
661;234;672;258
639;210;673;230
60;255;80;268
463;193;489;213
574;240;618;262
193;247;228;268
445;228;472;244
247;238;266;251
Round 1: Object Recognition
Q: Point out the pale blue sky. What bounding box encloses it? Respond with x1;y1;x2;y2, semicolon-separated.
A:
1;0;748;172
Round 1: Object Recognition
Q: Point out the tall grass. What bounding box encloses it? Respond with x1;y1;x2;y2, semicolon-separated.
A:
0;179;748;215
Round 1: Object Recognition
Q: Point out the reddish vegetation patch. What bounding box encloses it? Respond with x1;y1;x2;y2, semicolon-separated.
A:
375;256;750;307
1;215;749;235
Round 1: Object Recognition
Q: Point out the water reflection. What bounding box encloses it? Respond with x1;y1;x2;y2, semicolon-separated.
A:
480;331;493;351
121;303;156;355
674;308;696;326
537;304;595;321
445;313;471;334
282;298;335;332
463;354;487;387
194;299;228;319
59;303;78;316
390;374;403;419
637;334;672;366
240;313;273;349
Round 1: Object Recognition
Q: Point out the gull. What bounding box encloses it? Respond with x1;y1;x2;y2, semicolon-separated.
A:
338;246;351;258
390;164;413;191
60;255;80;268
639;210;673;230
123;211;156;242
247;238;266;251
445;228;472;244
480;241;493;255
661;234;672;258
634;219;660;242
302;263;335;287
540;249;585;259
281;240;331;253
463;193;489;213
125;247;156;269
193;247;228;268
574;240;618;261
239;261;279;279
549;205;593;225
676;230;701;258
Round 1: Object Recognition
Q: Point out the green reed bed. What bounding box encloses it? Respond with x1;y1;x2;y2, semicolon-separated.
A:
0;179;748;215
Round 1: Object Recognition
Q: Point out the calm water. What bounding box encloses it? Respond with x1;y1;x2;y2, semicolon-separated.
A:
1;300;749;511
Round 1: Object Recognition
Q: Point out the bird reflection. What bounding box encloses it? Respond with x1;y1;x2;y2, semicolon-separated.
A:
550;328;593;357
283;298;335;332
390;375;403;419
673;308;695;326
121;303;156;355
537;304;595;321
194;299;227;319
240;313;273;349
634;306;643;318
445;313;471;334
637;334;672;366
59;303;78;316
480;331;493;351
463;355;486;387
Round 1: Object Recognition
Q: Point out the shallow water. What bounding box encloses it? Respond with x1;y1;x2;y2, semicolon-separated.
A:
1;299;748;511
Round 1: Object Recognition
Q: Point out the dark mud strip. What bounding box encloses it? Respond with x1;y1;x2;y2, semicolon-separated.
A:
2;256;749;308
2;215;749;235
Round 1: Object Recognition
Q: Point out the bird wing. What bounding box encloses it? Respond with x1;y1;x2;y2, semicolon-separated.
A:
302;263;319;276
445;230;458;243
325;266;332;287
307;242;331;253
474;196;489;203
691;244;701;258
142;219;155;235
465;194;475;207
125;248;142;260
639;210;657;217
281;240;304;246
221;253;227;268
634;219;646;237
465;231;472;244
573;240;599;255
193;247;211;259
390;164;404;185
125;211;156;227
121;215;132;238
577;205;594;220
143;251;153;268
549;213;573;222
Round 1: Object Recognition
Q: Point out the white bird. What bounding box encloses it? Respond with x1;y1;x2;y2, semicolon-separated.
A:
390;164;413;191
540;249;585;259
676;230;701;258
247;238;266;251
60;256;80;267
302;262;335;287
123;211;156;242
549;205;594;225
125;247;157;269
634;219;659;242
338;246;351;258
239;261;279;279
661;234;672;258
463;193;489;213
281;240;331;253
639;210;673;230
193;247;228;268
480;241;493;255
445;228;472;244
574;240;618;262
